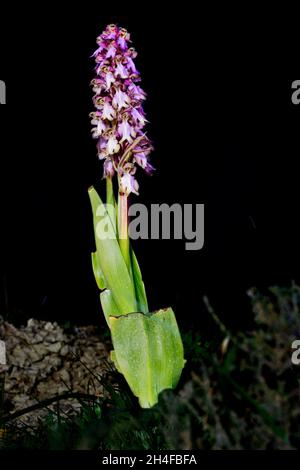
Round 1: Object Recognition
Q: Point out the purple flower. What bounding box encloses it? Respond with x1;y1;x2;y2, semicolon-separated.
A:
125;51;137;73
102;24;118;40
91;118;106;138
107;132;120;154
90;24;154;194
112;88;130;110
103;159;115;178
106;44;117;59
92;45;104;57
131;107;147;127
102;98;115;120
115;62;129;79
105;71;115;90
91;78;104;95
118;116;136;143
133;152;148;169
117;28;130;50
97;137;108;160
128;84;146;100
133;149;155;174
119;171;139;196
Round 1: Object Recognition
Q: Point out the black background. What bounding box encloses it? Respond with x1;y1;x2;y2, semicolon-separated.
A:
0;6;299;333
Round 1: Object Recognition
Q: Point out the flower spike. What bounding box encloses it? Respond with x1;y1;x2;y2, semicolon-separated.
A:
91;24;154;195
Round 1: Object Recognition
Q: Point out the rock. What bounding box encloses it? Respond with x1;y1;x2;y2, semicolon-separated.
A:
1;318;109;427
0;340;6;365
57;368;70;383
44;322;54;332
46;342;62;353
27;318;37;329
10;345;27;367
60;345;69;356
32;343;49;357
30;333;44;344
27;348;41;363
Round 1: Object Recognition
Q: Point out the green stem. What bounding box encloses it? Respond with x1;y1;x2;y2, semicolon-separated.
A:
118;192;131;273
106;177;117;235
106;176;114;207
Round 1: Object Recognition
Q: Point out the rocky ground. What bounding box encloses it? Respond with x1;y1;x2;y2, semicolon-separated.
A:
0;287;299;449
0;319;110;426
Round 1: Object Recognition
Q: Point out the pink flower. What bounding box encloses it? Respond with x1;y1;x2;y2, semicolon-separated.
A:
112;89;130;110
97;119;106;134
105;71;115;90
95;54;105;64
103;159;115;178
91;118;106;138
102;99;115;120
133;152;148;168
90;111;101;125
92;45;105;57
115;62;129;79
128;47;137;58
120;172;139;196
91;78;104;95
106;44;117;59
117;28;130;50
125;49;137;68
102;24;118;40
118;117;136;143
131;107;147;127
107;133;120;154
97;137;108;159
128;83;146;100
133;150;154;174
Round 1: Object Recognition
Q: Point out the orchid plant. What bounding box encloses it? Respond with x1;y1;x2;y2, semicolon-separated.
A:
88;24;185;408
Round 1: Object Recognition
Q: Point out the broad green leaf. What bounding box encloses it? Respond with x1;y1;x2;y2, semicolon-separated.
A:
131;248;148;314
110;350;122;373
91;252;106;290
100;290;119;327
88;187;137;314
110;307;185;408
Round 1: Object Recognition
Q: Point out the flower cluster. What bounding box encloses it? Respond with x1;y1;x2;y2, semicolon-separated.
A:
90;24;154;195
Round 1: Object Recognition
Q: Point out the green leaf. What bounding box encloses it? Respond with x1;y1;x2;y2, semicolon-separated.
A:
91;252;106;290
88;186;137;314
100;290;119;327
110;350;122;373
110;307;185;408
130;248;148;314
